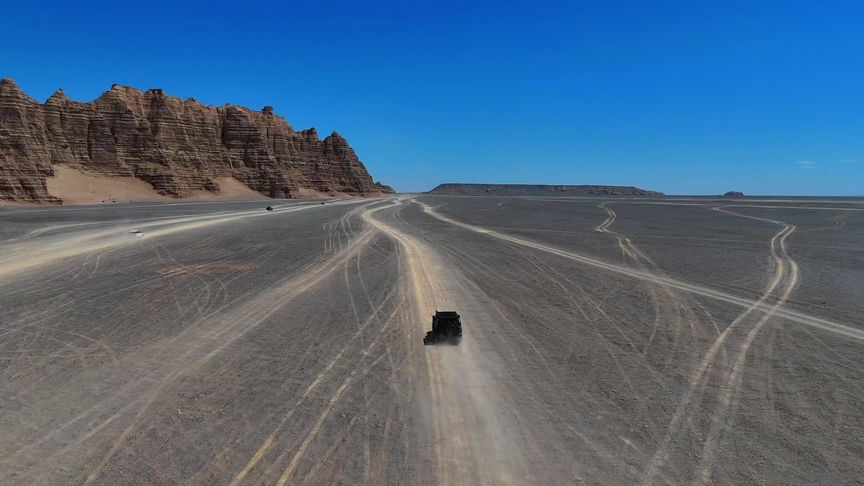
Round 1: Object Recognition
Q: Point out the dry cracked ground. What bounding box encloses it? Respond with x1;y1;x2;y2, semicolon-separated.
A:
0;195;863;485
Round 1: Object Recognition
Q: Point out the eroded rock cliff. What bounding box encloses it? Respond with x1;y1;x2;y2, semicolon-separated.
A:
0;79;392;202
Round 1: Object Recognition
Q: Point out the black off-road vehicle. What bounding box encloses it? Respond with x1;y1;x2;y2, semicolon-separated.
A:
423;311;462;345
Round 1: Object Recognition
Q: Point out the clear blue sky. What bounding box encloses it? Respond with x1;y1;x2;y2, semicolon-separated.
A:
2;0;862;195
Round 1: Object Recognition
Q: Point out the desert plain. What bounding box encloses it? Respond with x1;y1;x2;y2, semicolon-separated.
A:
0;195;863;485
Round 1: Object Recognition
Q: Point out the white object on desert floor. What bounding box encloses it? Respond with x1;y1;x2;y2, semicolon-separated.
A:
129;230;144;238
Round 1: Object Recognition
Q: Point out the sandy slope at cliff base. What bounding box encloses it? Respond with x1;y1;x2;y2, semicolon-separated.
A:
46;166;274;204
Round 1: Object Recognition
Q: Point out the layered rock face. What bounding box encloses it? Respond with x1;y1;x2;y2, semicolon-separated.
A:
0;79;392;202
428;183;663;197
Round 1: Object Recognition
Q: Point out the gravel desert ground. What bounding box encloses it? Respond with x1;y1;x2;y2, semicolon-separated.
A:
1;195;863;485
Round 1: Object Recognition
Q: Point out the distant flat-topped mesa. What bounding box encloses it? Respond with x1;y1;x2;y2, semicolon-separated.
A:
428;183;663;197
0;78;393;203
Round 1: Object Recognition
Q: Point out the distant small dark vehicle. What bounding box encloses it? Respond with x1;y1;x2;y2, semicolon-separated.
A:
265;206;274;212
320;201;326;205
423;311;462;345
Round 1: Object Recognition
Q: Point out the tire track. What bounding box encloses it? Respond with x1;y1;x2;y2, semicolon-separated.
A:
416;198;864;484
0;206;381;484
225;262;391;481
362;199;527;485
596;202;702;368
418;201;864;343
694;209;800;483
0;199;365;280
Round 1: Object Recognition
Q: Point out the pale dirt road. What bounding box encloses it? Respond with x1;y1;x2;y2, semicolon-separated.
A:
1;195;863;484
